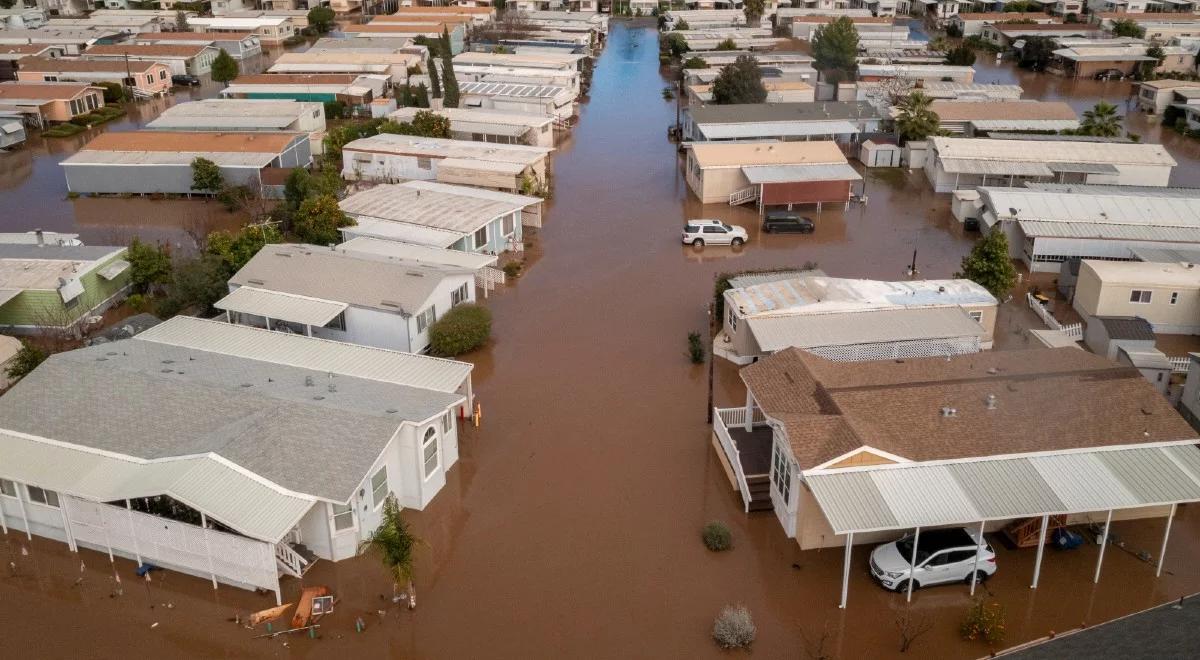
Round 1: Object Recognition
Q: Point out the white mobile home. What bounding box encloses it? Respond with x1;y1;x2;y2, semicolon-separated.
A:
146;99;327;156
457;80;575;120
389;106;556;148
341;133;552;193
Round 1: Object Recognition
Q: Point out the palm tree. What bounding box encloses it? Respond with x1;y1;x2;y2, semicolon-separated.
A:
895;92;941;144
1078;101;1122;138
358;494;422;609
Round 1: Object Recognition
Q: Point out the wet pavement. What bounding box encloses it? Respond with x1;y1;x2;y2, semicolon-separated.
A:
3;22;1200;659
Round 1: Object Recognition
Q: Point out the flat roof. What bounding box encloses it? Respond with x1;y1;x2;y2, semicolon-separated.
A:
0;244;124;290
688;101;881;125
338;236;498;269
215;286;348;327
699;120;859;140
690;140;848;169
728;275;995;317
134;31;258;41
151;98;319;122
389;105;553;129
747;306;985;353
78;130;298;154
343;132;550;163
1083;260;1200;288
979;187;1200;227
930;100;1077;122
458;80;567;99
230;73;362;85
931;136;1176;167
338;180;538;237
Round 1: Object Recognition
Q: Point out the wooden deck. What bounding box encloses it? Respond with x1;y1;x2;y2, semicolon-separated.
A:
729;426;774;477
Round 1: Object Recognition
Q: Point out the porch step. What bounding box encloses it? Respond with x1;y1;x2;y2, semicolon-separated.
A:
747;475;773;512
292;542;319;575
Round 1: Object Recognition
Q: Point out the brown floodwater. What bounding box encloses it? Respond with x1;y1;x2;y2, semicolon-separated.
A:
3;22;1200;659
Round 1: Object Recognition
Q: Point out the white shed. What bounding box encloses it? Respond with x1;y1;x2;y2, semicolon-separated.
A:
858;140;901;168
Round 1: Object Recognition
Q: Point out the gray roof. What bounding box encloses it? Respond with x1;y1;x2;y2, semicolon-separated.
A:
0;243;122;261
727;269;825;289
229;243;470;316
687;101;882;125
746;307;986;353
339;180;538;237
0;331;461;503
1096;316;1156;341
1006;596;1200;658
1025;182;1200;198
1131;246;1200;263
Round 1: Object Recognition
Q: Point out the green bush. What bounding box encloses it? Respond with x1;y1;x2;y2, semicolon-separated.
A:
5;341;47;381
702;521;732;551
42;123;86;138
688;331;704;364
502;261;522;278
428;304;492;356
960;599;1006;644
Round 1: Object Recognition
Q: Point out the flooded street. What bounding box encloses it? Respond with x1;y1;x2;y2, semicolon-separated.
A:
3;21;1200;659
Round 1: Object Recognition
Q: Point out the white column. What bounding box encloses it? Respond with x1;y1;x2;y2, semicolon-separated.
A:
969;520;985;596
1031;514;1049;589
200;512;218;590
906;527;920;603
15;484;31;541
305;324;312;337
125;500;142;566
264;315;272;331
743;389;754;432
0;491;8;534
274;563;283;607
1157;503;1177;578
839;532;854;609
102;508;114;563
1094;510;1113;584
224;310;230;323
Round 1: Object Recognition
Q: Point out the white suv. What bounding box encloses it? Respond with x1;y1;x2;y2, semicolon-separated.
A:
869;527;996;592
682;219;747;247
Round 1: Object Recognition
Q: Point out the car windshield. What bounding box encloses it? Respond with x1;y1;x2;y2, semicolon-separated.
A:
719;222;732;230
895;537;933;565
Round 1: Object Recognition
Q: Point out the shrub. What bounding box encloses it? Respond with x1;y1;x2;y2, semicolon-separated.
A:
42;123;86;138
682;56;708;69
324;100;347;120
125;293;154;313
5;341;47;381
428;304;491;356
502;261;523;278
702;521;732;551
688;331;704;364
712;604;756;649
960;599;1006;644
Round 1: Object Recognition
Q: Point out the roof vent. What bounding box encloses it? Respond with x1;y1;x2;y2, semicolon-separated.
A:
241;383;252;388
380;300;401;308
247;279;265;286
305;375;314;386
328;383;337;393
386;408;398;414
940;407;958;418
984;394;997;410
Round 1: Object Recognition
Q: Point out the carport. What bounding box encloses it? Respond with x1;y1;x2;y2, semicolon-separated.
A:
743;162;862;211
803;443;1200;608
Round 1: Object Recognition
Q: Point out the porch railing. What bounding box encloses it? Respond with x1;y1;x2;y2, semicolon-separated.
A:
729;186;758;206
713;407;768;513
1171;356;1191;374
275;541;309;578
1026;292;1083;339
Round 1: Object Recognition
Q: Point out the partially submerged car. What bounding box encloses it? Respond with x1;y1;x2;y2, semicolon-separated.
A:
869;527;996;592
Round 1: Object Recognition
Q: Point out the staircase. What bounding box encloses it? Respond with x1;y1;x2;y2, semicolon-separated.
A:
1003;515;1068;548
729;186;758;206
746;475;773;512
275;541;318;578
129;87;154;100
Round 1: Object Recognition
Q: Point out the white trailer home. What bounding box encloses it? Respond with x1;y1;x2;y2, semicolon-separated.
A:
0;316;474;603
341;133;552;193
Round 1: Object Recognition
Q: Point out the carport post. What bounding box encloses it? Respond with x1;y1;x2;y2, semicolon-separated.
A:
1093;509;1113;584
970;520;985;596
839;531;854;609
743;389;754;432
1157;503;1177;578
906;527;920;603
1030;514;1049;589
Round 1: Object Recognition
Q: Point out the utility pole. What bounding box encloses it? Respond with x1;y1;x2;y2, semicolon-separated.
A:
705;301;714;424
123;52;133;99
907;249;919;280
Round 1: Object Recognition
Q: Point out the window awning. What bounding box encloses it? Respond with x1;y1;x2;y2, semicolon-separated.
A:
804;444;1200;535
97;259;130;281
215;286;348;328
742;162;862;185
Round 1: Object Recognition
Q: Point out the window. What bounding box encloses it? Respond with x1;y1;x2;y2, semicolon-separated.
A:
416;156;432;170
1171;292;1179;305
0;479;15;497
442;411;453;433
44;75;57;82
123;77;135;86
472;132;483;141
371;467;388;507
968;311;983;322
324;311;346;331
946;550;976;564
332;502;355;531
1130;289;1153;304
26;486;59;508
703;226;724;234
86;94;97;111
728;307;737;332
770;443;791;505
502;213;515;236
416;305;436;334
473;226;489;250
422;427;439;478
450;282;469;307
145;74;153;85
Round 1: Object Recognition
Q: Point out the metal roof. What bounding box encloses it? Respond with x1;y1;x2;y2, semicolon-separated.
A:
1025;183;1200;198
746;307;986;353
61;150;279;168
931;136;1176;166
742;162;862;184
983;187;1200;226
687;101;881;125
728;275;996;317
970;119;1081;131
0;430;314;543
458;80;565;99
1046;161;1121;175
338;236;498;269
1131;246;1200;263
939;158;1053;177
343;218;462;248
338;180;536;236
699;120;860;140
137;316;472;394
1019;220;1200;243
215;286;348;327
805;443;1200;534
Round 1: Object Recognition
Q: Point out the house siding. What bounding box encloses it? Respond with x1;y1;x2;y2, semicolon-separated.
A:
0;252;130;330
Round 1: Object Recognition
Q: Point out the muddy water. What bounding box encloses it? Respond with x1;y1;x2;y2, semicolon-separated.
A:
4;23;1200;660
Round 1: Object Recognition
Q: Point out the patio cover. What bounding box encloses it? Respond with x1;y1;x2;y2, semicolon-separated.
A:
215;286;348;328
698;120;860;140
742;162;862;185
938;158;1054;177
0;288;21;307
1046;161;1120;175
805;443;1200;535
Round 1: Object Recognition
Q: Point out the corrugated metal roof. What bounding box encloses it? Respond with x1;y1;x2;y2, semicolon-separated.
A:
804;444;1200;534
699;120;860;140
742;162;861;184
932;136;1176;166
343;218;462;248
338;236;498;269
0;430;313;543
746;306;985;353
939;158;1053;176
1019;220;1200;243
61;150;278;168
215;286;348;327
148;115;298;130
136;316;472;394
970;119;1081;131
338;180;536;235
459;80;564;98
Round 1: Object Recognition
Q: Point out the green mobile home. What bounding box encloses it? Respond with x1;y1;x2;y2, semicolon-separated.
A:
0;244;131;334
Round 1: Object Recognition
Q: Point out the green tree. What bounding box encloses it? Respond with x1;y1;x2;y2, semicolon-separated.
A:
210;48;239;87
96;81;126;103
283;168;312;209
711;54;767;105
440;28;460;108
683;56;708;69
895;91;942;143
1078;101;1122;137
379;110;452;138
1143;44;1165;78
175;10;189;32
5;341;47;382
1111;18;1145;39
307;6;335;33
358;494;422;607
715;38;738;51
160;254;230;316
1017;36;1054;70
675;18;690;30
812;16;859;82
294;194;354;245
428;304;491;356
190;157;223;194
944;45;977;66
127;237;172;294
206;224;283;272
663;33;689;58
1003;0;1035;10
742;0;764;26
955;230;1017;299
427;52;442;99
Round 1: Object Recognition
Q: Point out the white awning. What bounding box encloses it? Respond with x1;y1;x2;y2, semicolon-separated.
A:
699;120;861;140
97;259;130;281
938;158;1054;177
215;286;348;328
0;288;20;307
742;162;862;184
804;444;1200;535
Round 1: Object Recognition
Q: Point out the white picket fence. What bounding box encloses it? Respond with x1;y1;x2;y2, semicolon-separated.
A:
1026;292;1083;339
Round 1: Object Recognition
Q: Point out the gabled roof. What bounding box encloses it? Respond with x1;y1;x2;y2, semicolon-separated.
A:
16;56;161;74
83;43;213;58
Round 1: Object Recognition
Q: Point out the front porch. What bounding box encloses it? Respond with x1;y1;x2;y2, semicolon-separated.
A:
712;407;775;512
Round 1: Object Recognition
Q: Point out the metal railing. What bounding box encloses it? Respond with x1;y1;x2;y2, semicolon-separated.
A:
1026;292;1083;339
729;186;758;206
713;408;753;513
